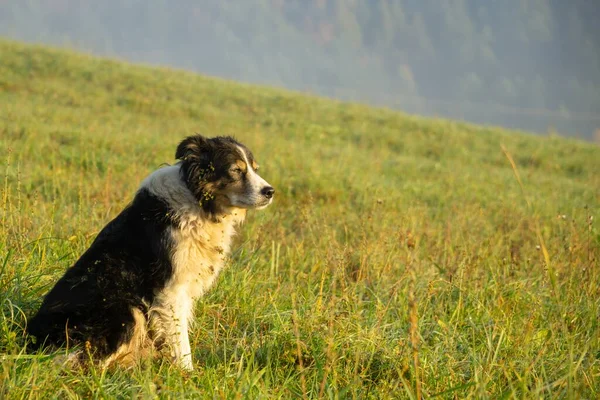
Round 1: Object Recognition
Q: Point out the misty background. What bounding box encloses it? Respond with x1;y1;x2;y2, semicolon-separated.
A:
1;0;599;140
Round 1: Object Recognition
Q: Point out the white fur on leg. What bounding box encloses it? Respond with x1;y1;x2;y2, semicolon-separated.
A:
177;313;193;371
149;286;195;371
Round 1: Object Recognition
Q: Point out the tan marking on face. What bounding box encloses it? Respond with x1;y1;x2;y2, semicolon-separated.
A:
235;159;247;172
251;160;259;171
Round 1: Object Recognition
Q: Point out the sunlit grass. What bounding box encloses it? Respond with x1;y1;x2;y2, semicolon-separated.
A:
1;38;599;399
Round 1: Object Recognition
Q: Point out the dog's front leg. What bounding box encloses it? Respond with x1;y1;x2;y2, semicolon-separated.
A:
150;291;194;371
175;306;194;371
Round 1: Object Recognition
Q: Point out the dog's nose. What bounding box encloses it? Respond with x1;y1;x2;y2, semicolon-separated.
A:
261;186;275;199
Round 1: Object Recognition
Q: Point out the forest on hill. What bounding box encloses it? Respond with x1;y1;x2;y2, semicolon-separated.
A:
1;0;599;139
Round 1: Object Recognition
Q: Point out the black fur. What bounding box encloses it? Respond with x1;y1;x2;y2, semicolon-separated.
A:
27;188;174;356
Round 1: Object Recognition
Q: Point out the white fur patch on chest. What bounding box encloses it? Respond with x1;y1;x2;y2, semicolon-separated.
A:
170;211;244;299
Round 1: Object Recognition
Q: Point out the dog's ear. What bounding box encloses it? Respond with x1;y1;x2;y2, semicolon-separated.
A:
176;135;209;161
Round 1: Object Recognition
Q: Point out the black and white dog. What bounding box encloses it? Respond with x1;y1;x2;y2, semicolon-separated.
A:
27;135;274;370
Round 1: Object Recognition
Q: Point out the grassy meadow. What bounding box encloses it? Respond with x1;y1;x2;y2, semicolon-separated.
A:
1;39;599;399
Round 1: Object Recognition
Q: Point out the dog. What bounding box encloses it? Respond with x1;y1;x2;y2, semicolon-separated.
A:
27;135;274;370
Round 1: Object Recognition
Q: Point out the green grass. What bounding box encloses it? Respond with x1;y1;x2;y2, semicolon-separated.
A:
1;38;599;399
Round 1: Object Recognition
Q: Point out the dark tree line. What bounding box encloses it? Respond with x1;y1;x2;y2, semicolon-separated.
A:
1;0;599;138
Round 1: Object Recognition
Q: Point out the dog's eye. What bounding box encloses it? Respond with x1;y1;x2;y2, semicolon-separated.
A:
232;167;243;174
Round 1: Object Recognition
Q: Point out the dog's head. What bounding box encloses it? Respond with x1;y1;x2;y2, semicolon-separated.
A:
176;135;274;214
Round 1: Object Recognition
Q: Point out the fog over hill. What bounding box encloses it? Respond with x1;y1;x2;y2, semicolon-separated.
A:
1;0;599;139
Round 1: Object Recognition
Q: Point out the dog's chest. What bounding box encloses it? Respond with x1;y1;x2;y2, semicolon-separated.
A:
169;216;239;299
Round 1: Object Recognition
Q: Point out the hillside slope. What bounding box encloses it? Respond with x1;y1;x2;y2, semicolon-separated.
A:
1;39;599;398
